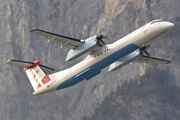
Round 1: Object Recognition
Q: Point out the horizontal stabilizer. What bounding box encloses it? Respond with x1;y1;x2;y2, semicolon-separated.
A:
6;59;55;74
135;56;171;64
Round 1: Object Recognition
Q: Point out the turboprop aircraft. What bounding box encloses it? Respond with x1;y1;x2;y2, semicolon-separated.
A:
6;20;174;95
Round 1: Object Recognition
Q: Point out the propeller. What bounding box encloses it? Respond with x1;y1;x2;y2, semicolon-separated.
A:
95;18;110;46
96;34;105;46
140;45;151;56
96;34;109;46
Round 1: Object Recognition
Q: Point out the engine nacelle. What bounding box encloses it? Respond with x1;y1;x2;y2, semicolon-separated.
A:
108;49;141;72
65;36;98;61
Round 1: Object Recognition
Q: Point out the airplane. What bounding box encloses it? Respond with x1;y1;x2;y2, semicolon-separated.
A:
6;20;174;95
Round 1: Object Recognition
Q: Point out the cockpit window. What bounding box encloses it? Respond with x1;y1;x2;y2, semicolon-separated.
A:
150;20;162;24
151;21;157;24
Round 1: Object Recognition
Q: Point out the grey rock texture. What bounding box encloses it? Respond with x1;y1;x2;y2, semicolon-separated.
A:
0;0;180;120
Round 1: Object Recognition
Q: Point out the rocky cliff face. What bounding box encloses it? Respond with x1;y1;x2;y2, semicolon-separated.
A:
1;0;180;120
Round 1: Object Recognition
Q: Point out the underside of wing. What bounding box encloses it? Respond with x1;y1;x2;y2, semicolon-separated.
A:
135;56;171;64
30;28;84;49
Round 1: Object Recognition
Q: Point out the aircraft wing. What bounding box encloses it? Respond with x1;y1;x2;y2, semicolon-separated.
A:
30;28;84;49
135;56;171;64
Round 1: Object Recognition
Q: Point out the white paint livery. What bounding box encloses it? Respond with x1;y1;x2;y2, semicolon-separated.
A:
25;66;44;90
6;20;174;95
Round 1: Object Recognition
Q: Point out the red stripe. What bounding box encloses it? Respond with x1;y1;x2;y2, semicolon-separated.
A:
30;60;40;69
33;60;40;64
166;60;171;64
141;24;147;31
23;60;40;71
36;83;42;89
30;28;37;32
41;75;51;85
23;68;28;71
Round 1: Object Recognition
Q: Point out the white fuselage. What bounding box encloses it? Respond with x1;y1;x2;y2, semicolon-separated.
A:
33;20;174;95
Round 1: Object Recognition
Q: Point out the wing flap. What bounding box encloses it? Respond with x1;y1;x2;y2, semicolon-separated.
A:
30;28;84;49
135;56;171;64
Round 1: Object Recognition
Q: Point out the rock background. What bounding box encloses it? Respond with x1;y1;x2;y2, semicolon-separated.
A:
0;0;180;120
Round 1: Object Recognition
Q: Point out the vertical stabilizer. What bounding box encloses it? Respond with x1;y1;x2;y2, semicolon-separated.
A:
23;60;51;91
6;59;55;93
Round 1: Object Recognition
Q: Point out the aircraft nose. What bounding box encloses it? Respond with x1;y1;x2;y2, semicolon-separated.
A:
165;22;174;30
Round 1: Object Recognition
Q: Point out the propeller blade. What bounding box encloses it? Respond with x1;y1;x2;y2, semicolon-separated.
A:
143;49;150;56
96;34;106;45
96;34;103;40
100;39;106;45
140;45;151;56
